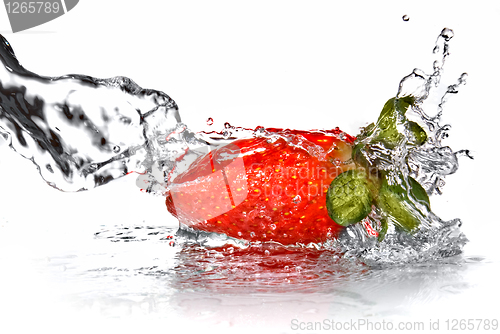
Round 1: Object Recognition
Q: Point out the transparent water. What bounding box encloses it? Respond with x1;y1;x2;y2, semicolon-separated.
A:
0;29;498;333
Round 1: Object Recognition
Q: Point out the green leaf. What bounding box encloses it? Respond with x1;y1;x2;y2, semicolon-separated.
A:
348;96;431;240
375;175;429;233
408;176;430;209
407;121;427;146
377;219;389;242
373;96;416;149
326;169;374;226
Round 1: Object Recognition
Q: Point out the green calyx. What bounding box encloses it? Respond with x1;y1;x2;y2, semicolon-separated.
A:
373;96;414;148
376;174;430;234
326;170;430;237
326;96;431;240
407;121;427;146
351;97;427;171
326;169;377;227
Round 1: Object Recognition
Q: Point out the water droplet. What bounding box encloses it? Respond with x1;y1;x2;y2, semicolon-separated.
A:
254;127;266;137
446;85;458;94
222;130;231;139
402;15;410;21
455;149;473;159
264;250;270;256
237;231;242;237
88;163;98;172
459;72;468;84
440;28;454;42
206;117;214;126
224;122;231;129
433;60;440;71
284;266;289;271
270;224;277;230
113;145;120;153
292;195;301;204
412;68;425;77
250;232;255;238
266;136;278;144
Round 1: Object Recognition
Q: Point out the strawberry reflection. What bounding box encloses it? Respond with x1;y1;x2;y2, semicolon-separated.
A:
94;225;469;300
165;242;369;293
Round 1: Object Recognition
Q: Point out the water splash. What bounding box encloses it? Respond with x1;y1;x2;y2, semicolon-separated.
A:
329;27;470;265
0;34;197;191
397;28;471;195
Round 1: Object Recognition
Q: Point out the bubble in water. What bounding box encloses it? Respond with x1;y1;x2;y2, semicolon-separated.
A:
113;145;120;153
88;164;98;173
266;136;278;144
292;195;301;204
455;149;473;159
459;72;468;84
433;60;440;71
206;117;214;126
440;28;454;42
402;15;410;21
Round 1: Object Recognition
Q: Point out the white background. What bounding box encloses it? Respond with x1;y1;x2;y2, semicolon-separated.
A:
0;1;499;333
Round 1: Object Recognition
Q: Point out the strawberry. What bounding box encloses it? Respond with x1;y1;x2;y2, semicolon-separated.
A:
165;127;356;245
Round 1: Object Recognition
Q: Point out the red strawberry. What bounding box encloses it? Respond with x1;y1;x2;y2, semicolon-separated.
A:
165;128;356;245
